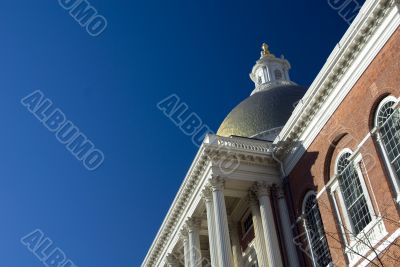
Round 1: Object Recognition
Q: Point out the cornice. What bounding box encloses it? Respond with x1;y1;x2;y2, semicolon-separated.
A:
141;134;275;266
141;1;400;264
251;80;297;95
275;0;399;160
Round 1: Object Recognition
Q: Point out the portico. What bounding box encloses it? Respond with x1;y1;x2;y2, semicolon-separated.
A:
142;134;300;267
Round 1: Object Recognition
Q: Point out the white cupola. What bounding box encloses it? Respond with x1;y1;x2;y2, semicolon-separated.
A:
249;43;295;95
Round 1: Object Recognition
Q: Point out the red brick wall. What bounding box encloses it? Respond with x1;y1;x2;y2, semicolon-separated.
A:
287;27;400;266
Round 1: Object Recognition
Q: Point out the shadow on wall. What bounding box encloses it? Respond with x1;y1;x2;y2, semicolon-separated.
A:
283;142;320;267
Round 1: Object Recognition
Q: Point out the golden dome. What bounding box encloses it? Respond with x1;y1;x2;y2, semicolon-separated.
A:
217;84;306;140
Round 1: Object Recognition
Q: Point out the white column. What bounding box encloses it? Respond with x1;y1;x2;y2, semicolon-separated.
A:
229;220;244;267
180;229;190;267
209;176;234;267
248;192;269;267
254;182;283;267
202;187;219;267
166;253;179;267
187;217;202;267
276;185;300;267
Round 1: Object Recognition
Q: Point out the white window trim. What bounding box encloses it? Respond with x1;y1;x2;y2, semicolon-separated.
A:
302;191;332;267
241;209;254;237
302;191;318;267
274;69;283;80
242;239;259;267
374;95;400;204
329;149;387;266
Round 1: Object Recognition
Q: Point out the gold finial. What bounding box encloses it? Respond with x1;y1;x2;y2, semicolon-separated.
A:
262;43;270;56
261;42;274;58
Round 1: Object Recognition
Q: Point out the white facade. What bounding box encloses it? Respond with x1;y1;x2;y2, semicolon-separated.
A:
142;135;299;267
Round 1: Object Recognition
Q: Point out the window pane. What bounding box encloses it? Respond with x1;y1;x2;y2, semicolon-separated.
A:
274;70;282;80
337;153;372;235
304;194;332;266
243;213;253;233
378;101;400;179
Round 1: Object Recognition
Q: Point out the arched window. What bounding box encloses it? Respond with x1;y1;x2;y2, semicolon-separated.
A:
274;69;283;80
329;150;386;263
257;68;265;84
303;192;332;267
336;151;372;235
375;96;400;197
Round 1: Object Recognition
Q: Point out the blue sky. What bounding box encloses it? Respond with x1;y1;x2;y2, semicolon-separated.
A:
0;0;362;266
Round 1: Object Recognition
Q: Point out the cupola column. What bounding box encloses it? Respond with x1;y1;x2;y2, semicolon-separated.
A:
249;43;294;95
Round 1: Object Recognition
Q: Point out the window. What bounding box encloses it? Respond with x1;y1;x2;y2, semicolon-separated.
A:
336;151;372;235
329;150;386;263
243;213;253;234
257;69;265;84
375;96;400;192
274;69;283;80
303;192;332;267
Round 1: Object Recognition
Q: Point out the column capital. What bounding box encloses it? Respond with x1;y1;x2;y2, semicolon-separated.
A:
209;175;225;191
201;186;213;202
186;217;201;232
275;184;285;199
180;228;188;241
247;190;259;206
166;253;178;265
253;181;272;197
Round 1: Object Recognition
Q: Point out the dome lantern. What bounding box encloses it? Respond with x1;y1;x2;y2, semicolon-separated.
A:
249;43;294;95
217;43;306;140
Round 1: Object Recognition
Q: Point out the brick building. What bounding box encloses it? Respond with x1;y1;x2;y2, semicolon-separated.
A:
143;0;400;266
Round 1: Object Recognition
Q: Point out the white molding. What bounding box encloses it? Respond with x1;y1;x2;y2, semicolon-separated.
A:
334;148;354;175
347;218;388;266
278;2;400;176
359;227;400;267
328;151;388;266
374;95;399;126
330;187;349;248
315;126;381;200
374;95;400;204
301;191;320;267
141;135;276;267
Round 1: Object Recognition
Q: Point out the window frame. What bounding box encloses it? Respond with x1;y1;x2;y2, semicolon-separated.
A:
329;149;387;265
241;210;254;237
274;69;283;80
374;95;400;203
302;191;332;267
334;149;375;236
